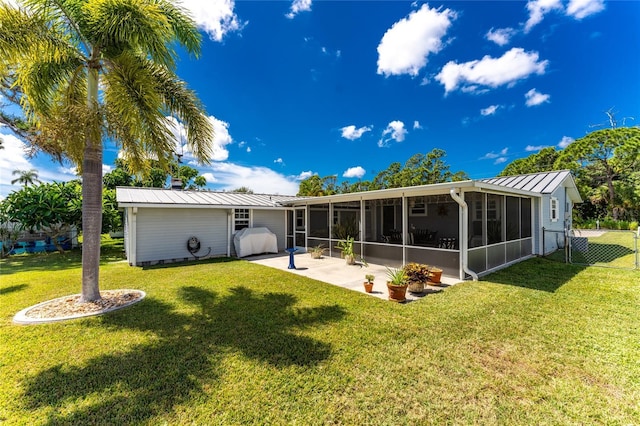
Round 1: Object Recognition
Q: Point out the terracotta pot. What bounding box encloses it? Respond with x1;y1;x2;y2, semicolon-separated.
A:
407;281;425;294
310;251;322;259
387;282;408;302
363;282;374;293
428;268;443;284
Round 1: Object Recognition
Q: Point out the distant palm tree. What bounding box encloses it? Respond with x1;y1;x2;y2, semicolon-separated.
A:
11;168;41;186
0;0;213;302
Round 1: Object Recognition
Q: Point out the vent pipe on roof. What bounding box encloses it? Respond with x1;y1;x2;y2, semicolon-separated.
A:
450;188;478;281
170;178;182;190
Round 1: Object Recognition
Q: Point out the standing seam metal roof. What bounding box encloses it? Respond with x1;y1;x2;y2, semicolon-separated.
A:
116;187;305;207
479;170;573;194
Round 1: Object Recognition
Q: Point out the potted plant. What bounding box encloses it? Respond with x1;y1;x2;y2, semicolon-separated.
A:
364;274;375;293
335;237;355;265
403;262;431;294
428;266;443;284
385;266;407;302
308;244;326;259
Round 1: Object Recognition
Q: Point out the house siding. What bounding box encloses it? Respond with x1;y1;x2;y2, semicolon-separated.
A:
135;208;228;264
540;185;572;255
252;209;287;251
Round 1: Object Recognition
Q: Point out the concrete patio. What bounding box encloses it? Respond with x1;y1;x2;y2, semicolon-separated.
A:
247;251;461;302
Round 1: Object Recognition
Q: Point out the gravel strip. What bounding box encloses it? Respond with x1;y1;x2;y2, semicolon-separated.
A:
13;290;145;324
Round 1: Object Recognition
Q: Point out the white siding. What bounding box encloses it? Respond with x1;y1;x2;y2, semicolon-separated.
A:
540;186;570;255
135;208;228;264
123;210;130;260
253;210;287;251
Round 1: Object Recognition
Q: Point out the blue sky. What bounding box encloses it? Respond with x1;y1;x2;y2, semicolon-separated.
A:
1;0;639;197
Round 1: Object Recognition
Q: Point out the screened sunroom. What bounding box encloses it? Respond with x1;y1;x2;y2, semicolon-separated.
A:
285;171;581;280
287;188;535;279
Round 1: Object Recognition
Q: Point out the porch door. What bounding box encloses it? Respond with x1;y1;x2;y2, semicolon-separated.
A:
294;207;306;248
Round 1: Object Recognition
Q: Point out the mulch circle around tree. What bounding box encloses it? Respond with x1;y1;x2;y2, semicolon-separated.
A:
13;289;146;325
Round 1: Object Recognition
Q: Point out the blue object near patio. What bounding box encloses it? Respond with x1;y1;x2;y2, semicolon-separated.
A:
286;247;298;269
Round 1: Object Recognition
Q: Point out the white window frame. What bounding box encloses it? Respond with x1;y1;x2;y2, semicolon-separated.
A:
234;208;251;231
550;197;559;222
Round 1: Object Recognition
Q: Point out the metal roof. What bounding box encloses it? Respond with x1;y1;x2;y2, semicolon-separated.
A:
116;171;582;209
116;187;305;208
478;170;581;202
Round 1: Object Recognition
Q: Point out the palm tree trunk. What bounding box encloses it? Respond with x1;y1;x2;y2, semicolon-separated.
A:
80;66;102;302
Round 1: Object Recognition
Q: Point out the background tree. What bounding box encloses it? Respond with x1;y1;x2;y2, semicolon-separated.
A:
0;0;213;301
555;127;640;219
232;186;253;193
371;149;467;190
10;168;41;186
499;147;561;176
297;149;467;196
297;175;337;196
104;158;207;190
3;181;82;253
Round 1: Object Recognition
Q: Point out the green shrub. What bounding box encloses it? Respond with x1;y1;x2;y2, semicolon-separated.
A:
630;221;639;231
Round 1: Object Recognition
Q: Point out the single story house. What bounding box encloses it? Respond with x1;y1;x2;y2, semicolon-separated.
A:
116;170;582;280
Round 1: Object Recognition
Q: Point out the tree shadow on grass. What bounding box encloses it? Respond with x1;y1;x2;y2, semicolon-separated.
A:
21;286;345;424
483;257;586;293
0;283;28;295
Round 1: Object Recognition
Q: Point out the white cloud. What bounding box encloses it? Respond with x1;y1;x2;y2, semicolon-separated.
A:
286;0;312;19
204;162;299;195
180;0;245;42
341;125;372;140
274;158;284;165
485;27;516;46
494;157;508;165
413;120;423;130
297;170;314;180
376;4;456;77
102;164;112;175
524;88;550;106
524;0;563;33
201;172;217;183
481;105;500;116
481;147;509;160
0;134;35;196
342;166;366;179
525;144;548;151
168;115;232;162
558;136;574;148
436;48;548;94
0;133;79;197
378;120;407;147
246;147;251;153
566;0;605;19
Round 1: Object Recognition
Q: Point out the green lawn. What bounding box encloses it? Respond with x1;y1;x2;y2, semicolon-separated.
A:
1;240;639;425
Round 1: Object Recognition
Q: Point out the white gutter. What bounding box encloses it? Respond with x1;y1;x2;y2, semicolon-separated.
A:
449;188;478;281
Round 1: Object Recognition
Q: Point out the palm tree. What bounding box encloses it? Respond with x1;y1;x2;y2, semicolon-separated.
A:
0;0;213;302
11;168;41;186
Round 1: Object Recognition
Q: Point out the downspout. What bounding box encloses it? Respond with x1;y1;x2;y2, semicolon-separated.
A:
130;207;137;266
227;209;232;257
450;188;479;281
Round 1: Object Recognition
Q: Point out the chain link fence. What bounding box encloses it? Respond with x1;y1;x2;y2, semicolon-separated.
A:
543;227;639;270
